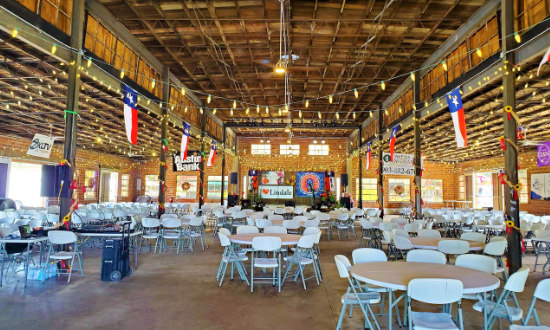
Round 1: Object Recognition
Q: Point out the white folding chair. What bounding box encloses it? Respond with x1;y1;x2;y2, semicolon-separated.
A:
250;236;282;293
216;233;249;287
264;226;287;234
460;232;486;243
282;234;320;290
141;218;161;254
236;225;259;234
406;249;446;264
47;231;84;283
520;278;550;327
418;229;441;238
407;278;464;330
393;236;413;259
437;239;470;263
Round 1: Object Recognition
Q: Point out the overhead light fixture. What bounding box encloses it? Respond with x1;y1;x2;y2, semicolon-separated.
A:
321;140;325;144
313;140;317;144
260;139;264;143
267;139;270;143
274;59;286;74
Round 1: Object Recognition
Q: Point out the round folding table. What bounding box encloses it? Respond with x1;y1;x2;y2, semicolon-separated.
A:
229;233;301;245
409;237;484;251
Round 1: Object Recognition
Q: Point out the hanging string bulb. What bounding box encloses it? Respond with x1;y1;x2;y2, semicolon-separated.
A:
278;108;282;116
120;69;125;79
318;111;322;119
181;88;185;96
213;108;217;115
514;32;521;43
369;111;373;118
336;112;339;119
329;94;333;104
233;100;237;109
151;79;156;89
410;72;415;81
199;107;203;114
51;43;57;55
11;28;18;38
256;105;260;113
476;48;482;58
207;94;212;104
265;106;269;114
87;57;92;68
305;100;309;108
299;110;302;118
246;107;250;115
354;88;359;99
352;112;356;119
284;104;289;112
442;60;447;71
380;81;386;90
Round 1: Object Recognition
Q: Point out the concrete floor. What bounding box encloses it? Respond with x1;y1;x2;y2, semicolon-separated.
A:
0;233;549;330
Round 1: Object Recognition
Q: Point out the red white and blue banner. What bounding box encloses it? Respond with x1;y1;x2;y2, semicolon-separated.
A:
180;121;191;160
296;171;324;197
366;142;372;170
248;169;259;191
389;125;399;162
324;171;335;192
446;88;468;148
207;141;216;167
123;85;138;145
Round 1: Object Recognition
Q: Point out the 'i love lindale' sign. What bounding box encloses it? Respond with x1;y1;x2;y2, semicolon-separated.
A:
259;185;294;199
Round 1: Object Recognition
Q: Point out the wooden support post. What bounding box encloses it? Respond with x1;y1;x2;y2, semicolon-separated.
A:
220;125;226;206
59;0;85;225
157;66;169;217
413;72;423;219
377;108;384;218
358;128;363;208
199;111;207;208
501;0;522;274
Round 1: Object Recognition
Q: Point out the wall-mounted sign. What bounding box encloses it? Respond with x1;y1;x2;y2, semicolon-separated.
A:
27;134;54;159
537;142;550;167
261;171;284;185
531;173;550;200
259;185;293;199
296;171;325;197
172;151;201;171
382;152;415;176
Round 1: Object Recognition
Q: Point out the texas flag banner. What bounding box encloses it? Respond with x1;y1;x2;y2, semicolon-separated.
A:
180;121;191;160
446;88;468;148
207;141;217;167
248;170;258;191
389;125;400;162
123;85;138;145
365;142;372;170
537;46;550;76
324;171;331;192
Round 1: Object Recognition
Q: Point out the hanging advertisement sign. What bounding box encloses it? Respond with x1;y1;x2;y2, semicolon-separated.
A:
531;173;550;200
26;134;54;159
172;151;201;171
259;185;293;199
382;152;415;176
537;141;550;167
261;171;284;185
296;171;325;197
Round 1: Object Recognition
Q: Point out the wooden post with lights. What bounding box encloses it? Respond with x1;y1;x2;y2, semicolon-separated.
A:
358;128;363;208
158;66;170;217
199;110;207;209
413;71;423;220
377;106;384;218
501;0;522;274
220;125;226;206
60;0;85;225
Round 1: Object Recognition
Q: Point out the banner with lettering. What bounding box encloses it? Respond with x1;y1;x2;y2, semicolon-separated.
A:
259;185;293;199
296;171;325;197
537;141;550;167
172;151;201;171
382;152;415;176
27;134;54;159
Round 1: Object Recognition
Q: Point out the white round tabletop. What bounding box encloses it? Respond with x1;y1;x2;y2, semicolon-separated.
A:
409;237;484;251
350;262;500;294
229;233;300;245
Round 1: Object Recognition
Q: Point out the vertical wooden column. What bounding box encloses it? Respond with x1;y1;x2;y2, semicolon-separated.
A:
220;125;226;206
501;0;522;274
199;111;207;208
413;73;423;219
358;128;363;208
377;108;384;218
157;66;169;217
60;0;85;224
234;136;239;198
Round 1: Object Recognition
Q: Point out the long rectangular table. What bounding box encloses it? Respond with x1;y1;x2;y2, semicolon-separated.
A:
76;231;142;269
0;236;49;287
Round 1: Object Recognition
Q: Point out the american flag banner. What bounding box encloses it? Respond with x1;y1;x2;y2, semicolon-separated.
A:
180;121;191;160
207;141;217;167
389;125;400;162
446;88;468;148
122;85;138;145
366;142;372;170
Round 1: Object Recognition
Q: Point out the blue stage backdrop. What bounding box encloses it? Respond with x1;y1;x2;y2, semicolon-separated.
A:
296;171;325;197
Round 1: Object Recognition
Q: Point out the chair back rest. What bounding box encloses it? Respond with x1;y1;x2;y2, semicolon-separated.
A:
236;225;259;234
162;218;182;228
391;217;408;225
337;213;349;221
504;267;530;292
297;234;315;249
392;228;409;238
48;230;77;245
302;227;321;236
263;226;287;234
233;211;246;219
27;219;43;228
189;217;203;227
334;254;352;278
382;230;393;244
460;232;486;243
418;229;441;238
218;228;231;237
352;248;387;264
256;219;272;228
378;222;394;231
293;216;307;222
408;279;463;304
534;278;550;302
252;236;281;252
404;223;419;233
218;233;231;247
455;254;497;274
393;236;413;250
160;213;178;220
406;249;446;264
303;219;319;228
283;220;301;229
268;214;284;221
437;239;470;254
483;240;507;256
318;213;331;221
359;219;373;229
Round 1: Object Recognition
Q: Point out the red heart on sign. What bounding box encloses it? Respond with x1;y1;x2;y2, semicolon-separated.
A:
262;189;270;195
262;178;269;184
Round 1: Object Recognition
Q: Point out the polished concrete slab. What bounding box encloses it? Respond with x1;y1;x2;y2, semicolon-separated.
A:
0;234;548;329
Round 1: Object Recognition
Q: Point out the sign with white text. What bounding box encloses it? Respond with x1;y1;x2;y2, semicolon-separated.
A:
259;185;294;199
27;134;54;159
382;152;415;176
172;151;201;171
